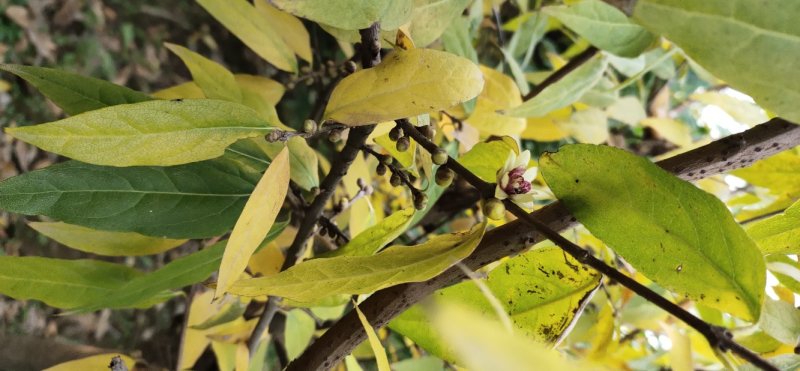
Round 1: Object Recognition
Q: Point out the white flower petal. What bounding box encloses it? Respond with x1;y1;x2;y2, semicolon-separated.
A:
522;167;538;182
495;186;509;199
500;173;510;188
502;152;517;173
516;150;531;168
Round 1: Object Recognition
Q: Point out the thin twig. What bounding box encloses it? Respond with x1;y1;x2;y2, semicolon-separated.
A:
522;46;599;101
286;118;800;371
247;23;383;356
265;123;347;143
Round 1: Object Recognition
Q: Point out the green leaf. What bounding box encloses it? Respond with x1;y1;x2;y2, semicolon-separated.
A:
633;0;800;123
0;156;260;239
732;150;800;197
767;255;800;295
285;309;317;361
270;0;412;31
759;299;800;345
196;0;297;72
0;256;144;309
76;221;286;311
190;299;248;330
6;99;272;167
329;208;415;257
747;199;800;255
0;64;151;116
226;223;486;304
459;140;516;182
742;355;800;371
544;0;656;57
165;43;241;102
29;222;186;256
391;246;600;361
442;17;478;64
408;0;472;47
540;144;766;321
504;54;608;118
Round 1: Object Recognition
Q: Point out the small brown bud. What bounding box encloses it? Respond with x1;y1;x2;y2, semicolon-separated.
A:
389;126;403;141
319;226;328;236
413;192;429;210
435;167;454;187
396;136;410;152
432;148;448;165
286;81;296;90
376;163;387;176
380;154;393;165
344;60;357;75
310;187;320;197
484;198;506;220
266;130;282;142
303;119;317;133
390;173;402;187
419;124;435;140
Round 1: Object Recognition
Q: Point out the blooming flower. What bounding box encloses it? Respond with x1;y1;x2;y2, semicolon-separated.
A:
495;150;540;209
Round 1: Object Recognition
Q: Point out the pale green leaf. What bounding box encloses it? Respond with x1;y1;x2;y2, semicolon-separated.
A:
431;303;593;371
544;0;656;57
254;0;312;63
561;107;609;144
355;303;391;371
747;199;800;255
391;246;600;361
165;43;242;102
270;0;412;31
44;354;137;371
196;0;297;72
29;222;186;256
442;17;478;64
5;99;272;167
0;156;261;239
330;208;415;257
216;147;289;298
505;54;607;118
408;0;472;47
227;223;486;303
741;355;800;371
691;91;768;127
325;48;483;126
0;256;144;309
151;81;205;100
458;140;515;182
759;299;800;345
541;144;765;321
285;309;317;361
391;357;445;371
0;64;151;115
633;0;800;123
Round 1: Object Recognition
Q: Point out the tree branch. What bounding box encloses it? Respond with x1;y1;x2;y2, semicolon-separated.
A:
522;46;599;101
287;118;799;371
247;23;382;355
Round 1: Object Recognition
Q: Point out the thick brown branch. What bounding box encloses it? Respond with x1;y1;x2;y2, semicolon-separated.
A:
287;118;799;371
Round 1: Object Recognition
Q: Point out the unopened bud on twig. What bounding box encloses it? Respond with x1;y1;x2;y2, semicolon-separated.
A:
396;136;410;152
435;167;454;187
432;148;448;165
413;192;429;210
484;198;506;220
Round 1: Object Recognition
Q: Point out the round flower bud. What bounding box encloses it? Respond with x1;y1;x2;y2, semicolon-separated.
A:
390;173;402;187
413;192;429;210
419;124;435;140
432;148;448;165
376;163;387;176
303;119;317;133
396;136;410;152
328;129;342;143
435;167;454;187
484;198;506;220
389;126;403;141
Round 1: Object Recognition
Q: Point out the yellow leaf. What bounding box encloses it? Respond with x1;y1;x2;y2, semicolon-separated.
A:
325;48;483;125
215;147;290;298
355;302;391;371
178;290;217;370
521;107;571;141
234;74;285;106
248;242;285;277
211;341;237;371
466;66;525;136
44;354;136;371
165;43;242;102
152;81;205;99
665;325;693;371
343;153;376;237
235;343;249;371
395;28;416;50
641;118;692;147
29;221;186;256
196;0;297;72
254;0;312;63
561;107;609;144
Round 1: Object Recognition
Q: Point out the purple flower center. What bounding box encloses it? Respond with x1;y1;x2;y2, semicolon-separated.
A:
503;167;531;195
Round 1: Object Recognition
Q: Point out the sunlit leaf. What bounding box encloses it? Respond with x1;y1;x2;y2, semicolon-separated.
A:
165;43;242;102
254;0;312;63
408;0;472;47
633;0;800;123
746;199;800;255
178;290;224;370
732;150;800;197
29;222;186;256
226;223;486;303
504;54;607;118
325;48;483;125
544;0;656;57
641;118;692;147
152;81;206;100
216;147;289;298
355;303;391;371
391;246;600;360
458;140;516;182
540;144;765;321
44;354;136;371
0;64;151;116
759;299;800;345
0;156;261;239
330;208;415;257
285;309;317;361
196;0;297;72
466;66;526;136
271;0;412;30
691;91;768;127
5;99;273;167
560;107;608;144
